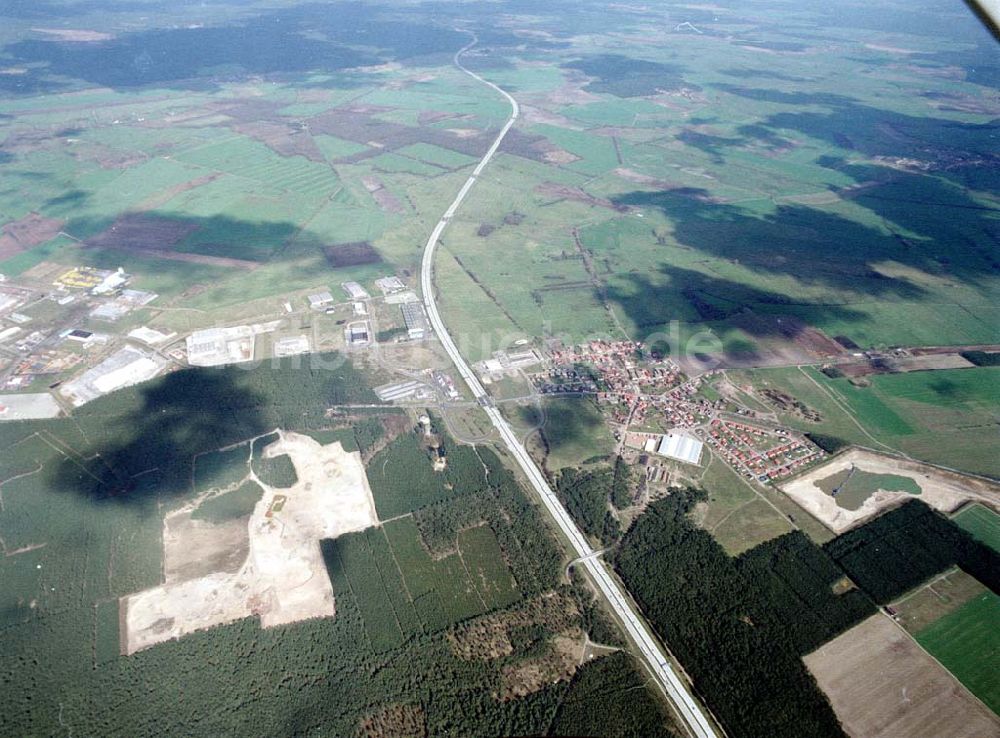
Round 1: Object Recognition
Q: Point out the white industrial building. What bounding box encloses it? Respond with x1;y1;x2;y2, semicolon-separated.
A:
186;326;255;366
60;346;167;407
344;321;370;347
91;268;130;295
273;335;310;357
655;432;704;466
308;291;334;310
375;276;405;294
374;380;427;402
0;393;62;420
341;281;369;300
401;303;430;340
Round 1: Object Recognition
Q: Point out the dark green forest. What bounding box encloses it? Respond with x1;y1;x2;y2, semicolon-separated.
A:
613;492;998;738
823;500;1000;602
0;356;676;737
554;459;636;547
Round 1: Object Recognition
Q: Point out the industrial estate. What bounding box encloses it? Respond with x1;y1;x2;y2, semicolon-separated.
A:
0;1;998;738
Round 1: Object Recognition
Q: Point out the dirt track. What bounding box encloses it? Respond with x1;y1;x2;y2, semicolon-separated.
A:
780;447;1000;534
122;431;378;653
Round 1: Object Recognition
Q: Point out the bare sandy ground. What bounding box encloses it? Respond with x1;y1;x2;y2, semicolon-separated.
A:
780;447;1000;534
123;431;378;654
805;615;999;738
163;513;249;583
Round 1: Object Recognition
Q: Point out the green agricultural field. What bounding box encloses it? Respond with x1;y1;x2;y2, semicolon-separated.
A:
811;367;1000;477
313;133;371;160
530;124;621;175
174;138;337;198
916;591;1000;713
952;504;1000;554
696;452;818;552
891;568;986;635
369;152;446;177
396;142;477;169
533;397;616;471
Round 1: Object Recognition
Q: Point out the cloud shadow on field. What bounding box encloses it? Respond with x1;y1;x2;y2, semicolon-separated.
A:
47;368;269;505
701;85;1000;193
712;84;857;108
563;54;698;97
675;129;744;164
719;68;814;83
611;139;999;295
46;349;375;508
1;2;477;94
604;262;871;353
614;189;934;296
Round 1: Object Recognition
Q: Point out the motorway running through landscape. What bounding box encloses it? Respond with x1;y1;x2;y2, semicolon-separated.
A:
418;35;721;738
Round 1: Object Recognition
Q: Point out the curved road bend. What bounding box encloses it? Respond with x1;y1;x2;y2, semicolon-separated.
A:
419;36;721;738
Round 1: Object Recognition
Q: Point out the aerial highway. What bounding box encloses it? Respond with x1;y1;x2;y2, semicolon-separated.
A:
419;36;721;738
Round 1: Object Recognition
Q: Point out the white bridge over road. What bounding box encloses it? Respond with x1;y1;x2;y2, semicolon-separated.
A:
418;34;721;738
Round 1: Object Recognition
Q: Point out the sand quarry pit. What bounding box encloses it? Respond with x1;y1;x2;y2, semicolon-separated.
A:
780;447;1000;534
804;614;999;738
122;431;378;654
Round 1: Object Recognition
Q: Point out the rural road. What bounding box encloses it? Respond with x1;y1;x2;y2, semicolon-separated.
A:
418;34;721;738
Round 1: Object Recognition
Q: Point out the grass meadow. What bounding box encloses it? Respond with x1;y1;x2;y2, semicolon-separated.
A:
916;591;1000;714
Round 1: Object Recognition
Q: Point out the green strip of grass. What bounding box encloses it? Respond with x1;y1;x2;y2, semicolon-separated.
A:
916;591;1000;713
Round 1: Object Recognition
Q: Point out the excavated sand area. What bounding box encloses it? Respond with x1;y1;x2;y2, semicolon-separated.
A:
780;447;1000;534
123;431;378;654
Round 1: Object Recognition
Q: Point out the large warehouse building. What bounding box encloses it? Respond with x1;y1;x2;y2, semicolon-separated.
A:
655;432;704;466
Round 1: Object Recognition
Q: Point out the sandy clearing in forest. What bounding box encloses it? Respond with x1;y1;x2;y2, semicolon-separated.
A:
123;431;378;653
780;447;1000;534
163;512;249;583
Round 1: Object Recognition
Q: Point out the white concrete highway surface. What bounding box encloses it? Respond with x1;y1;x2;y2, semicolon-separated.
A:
418;36;721;738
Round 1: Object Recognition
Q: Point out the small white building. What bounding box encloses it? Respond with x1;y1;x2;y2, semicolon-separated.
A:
273;335;310;357
308;291;335;310
91;268;129;295
341;281;369;300
375;276;405;294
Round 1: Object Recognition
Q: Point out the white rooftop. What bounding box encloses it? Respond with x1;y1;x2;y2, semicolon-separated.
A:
656;432;703;465
0;393;62;420
186;326;254;366
308;291;334;307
